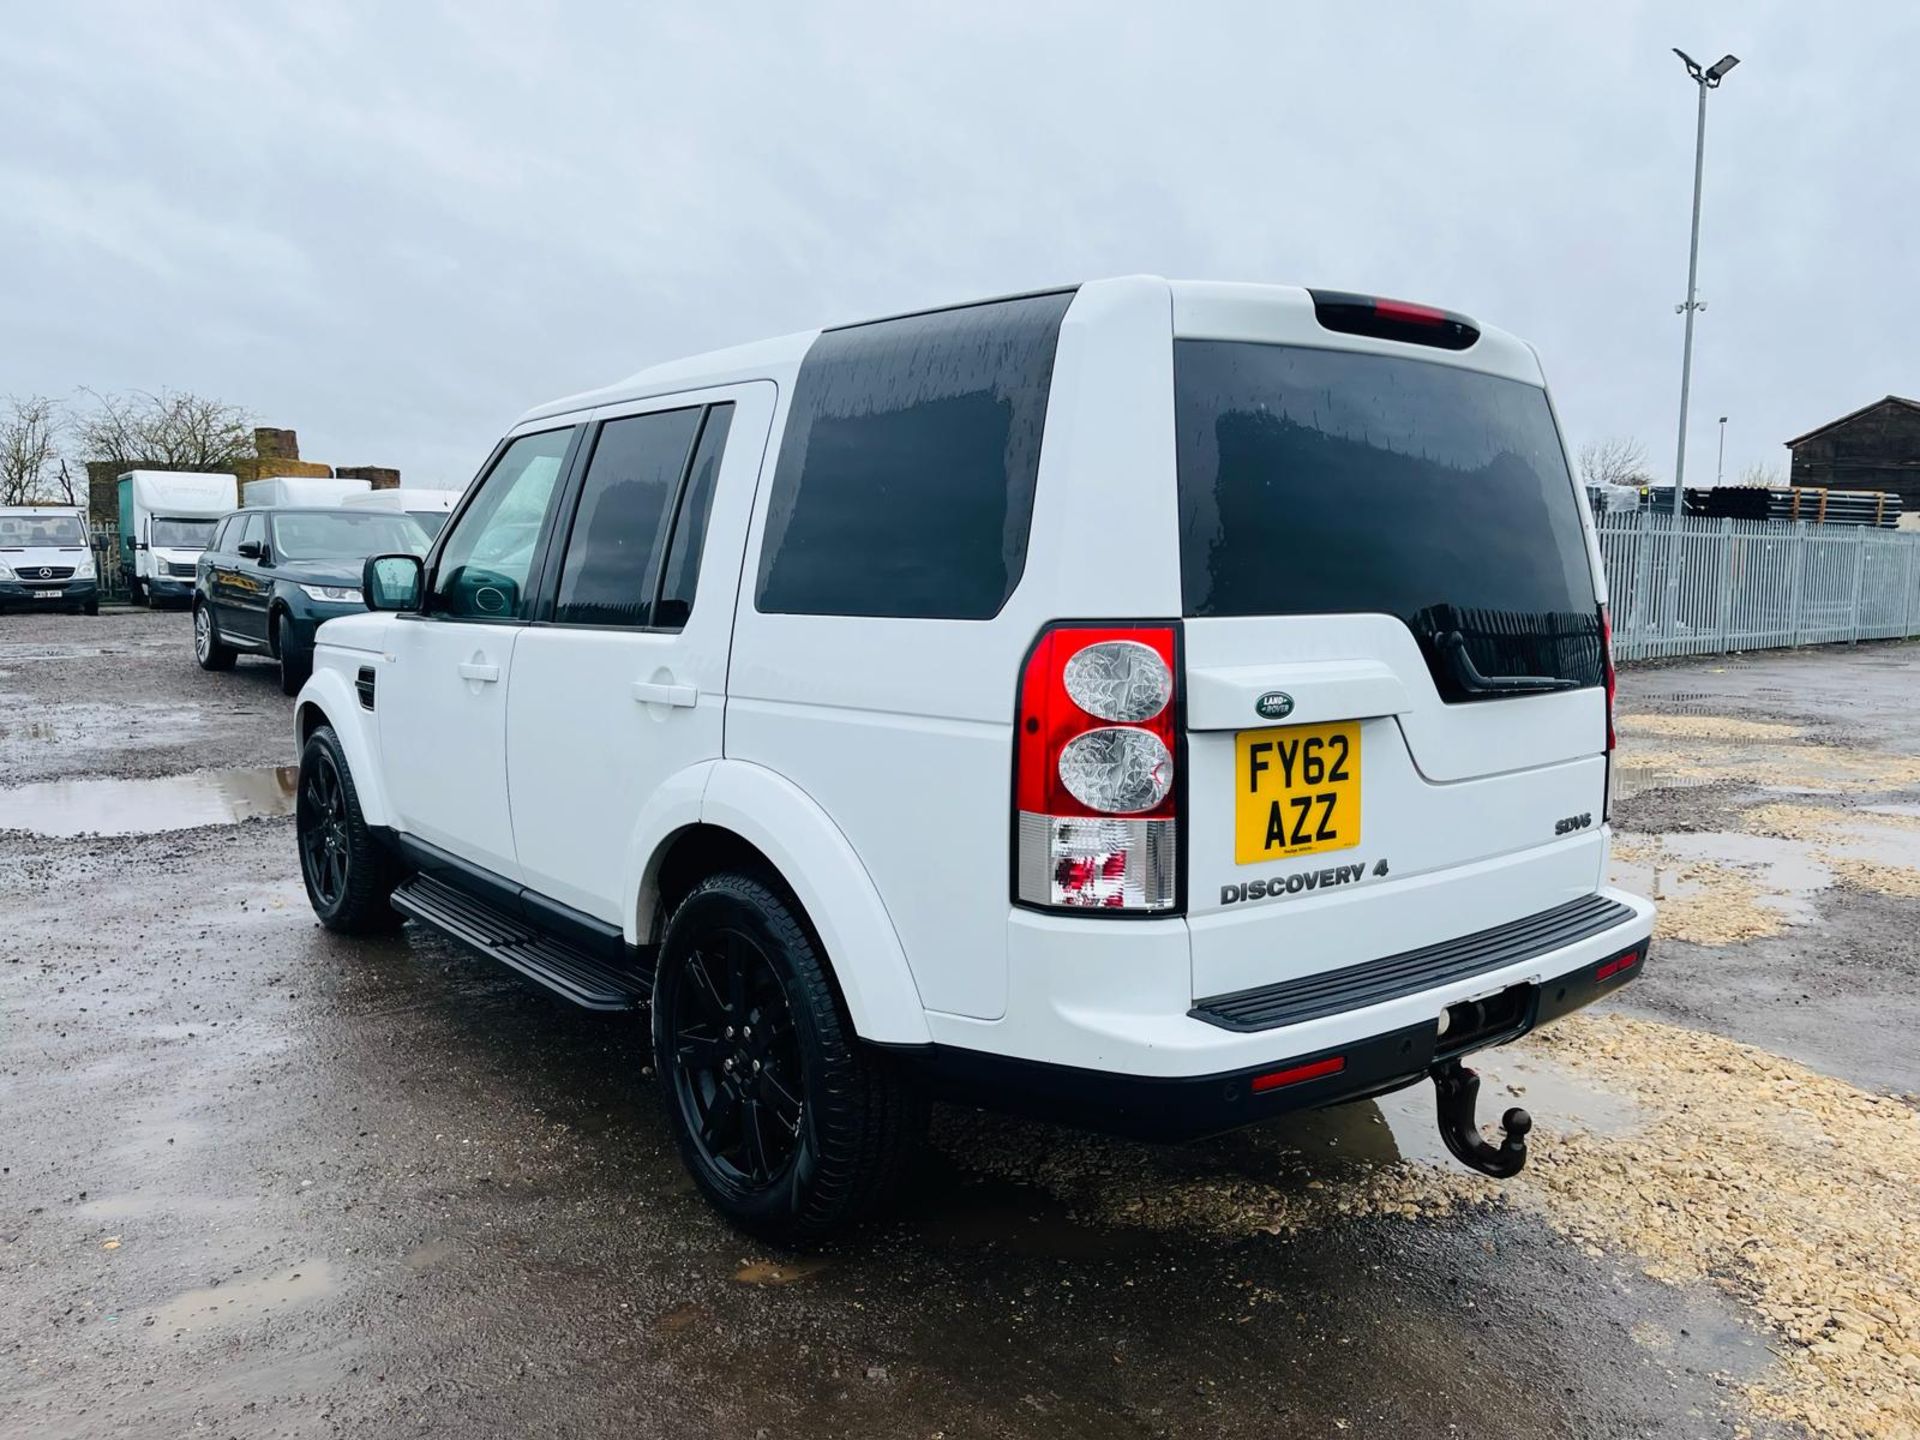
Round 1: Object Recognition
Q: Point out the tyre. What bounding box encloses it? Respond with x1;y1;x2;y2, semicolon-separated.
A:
83;599;99;617
653;873;926;1245
296;724;403;934
193;602;236;670
275;613;310;696
129;578;148;607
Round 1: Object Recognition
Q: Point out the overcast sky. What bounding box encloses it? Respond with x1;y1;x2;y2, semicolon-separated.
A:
4;2;1915;492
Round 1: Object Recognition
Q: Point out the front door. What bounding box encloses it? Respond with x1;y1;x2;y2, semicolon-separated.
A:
507;384;770;925
379;424;578;880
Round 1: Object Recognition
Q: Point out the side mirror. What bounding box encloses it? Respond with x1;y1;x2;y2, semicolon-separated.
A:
237;540;263;559
364;553;425;612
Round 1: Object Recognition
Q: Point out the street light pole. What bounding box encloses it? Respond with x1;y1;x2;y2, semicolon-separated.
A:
1664;48;1739;633
1717;415;1728;485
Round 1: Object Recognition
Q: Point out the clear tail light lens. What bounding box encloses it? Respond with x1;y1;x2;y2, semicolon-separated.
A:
1058;727;1173;813
1015;623;1181;914
1062;640;1172;722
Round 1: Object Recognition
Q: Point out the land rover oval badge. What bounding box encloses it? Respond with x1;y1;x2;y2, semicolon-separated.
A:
1255;691;1295;721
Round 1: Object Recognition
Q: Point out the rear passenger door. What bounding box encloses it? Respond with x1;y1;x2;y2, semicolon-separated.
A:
221;513;271;642
505;383;773;926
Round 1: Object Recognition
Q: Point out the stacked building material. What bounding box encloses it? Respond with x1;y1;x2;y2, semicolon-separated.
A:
1640;485;1902;528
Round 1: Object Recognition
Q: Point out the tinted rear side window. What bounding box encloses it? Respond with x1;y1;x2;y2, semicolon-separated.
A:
554;407;703;627
755;291;1074;619
655;403;734;630
1175;341;1602;700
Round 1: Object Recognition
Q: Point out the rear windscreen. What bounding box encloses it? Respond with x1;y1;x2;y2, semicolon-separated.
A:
1175;341;1603;700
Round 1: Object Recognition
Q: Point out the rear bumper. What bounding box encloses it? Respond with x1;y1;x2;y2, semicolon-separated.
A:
909;885;1654;1139
910;931;1649;1142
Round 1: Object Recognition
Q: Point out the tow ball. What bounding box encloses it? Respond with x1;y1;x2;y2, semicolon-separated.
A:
1430;1058;1532;1178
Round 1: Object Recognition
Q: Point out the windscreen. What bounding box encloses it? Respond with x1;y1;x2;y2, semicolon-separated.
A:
271;511;430;561
407;510;449;539
0;514;86;547
1174;341;1603;701
151;517;218;549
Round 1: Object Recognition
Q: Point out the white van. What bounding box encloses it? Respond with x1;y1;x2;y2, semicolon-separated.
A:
0;506;98;615
117;471;235;606
241;476;373;509
289;278;1654;1241
340;486;464;539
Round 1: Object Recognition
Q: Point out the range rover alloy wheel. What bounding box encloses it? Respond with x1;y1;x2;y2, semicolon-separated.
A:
193;602;235;670
653;873;925;1244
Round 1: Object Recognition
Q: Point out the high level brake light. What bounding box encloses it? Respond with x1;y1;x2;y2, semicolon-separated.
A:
1014;624;1180;913
1308;289;1481;351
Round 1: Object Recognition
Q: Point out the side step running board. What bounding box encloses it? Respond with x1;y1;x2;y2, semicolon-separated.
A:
391;874;650;1012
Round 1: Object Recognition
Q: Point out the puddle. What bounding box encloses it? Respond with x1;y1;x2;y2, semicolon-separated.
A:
1233;1047;1639;1173
0;765;297;836
148;1259;339;1334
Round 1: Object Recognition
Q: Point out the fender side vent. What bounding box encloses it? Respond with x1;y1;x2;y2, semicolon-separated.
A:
355;666;377;710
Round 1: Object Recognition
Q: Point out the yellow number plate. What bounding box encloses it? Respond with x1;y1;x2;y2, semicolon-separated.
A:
1234;722;1362;864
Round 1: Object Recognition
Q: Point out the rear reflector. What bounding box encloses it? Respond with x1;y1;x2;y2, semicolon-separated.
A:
1308;289;1480;351
1596;948;1642;983
1250;1055;1346;1093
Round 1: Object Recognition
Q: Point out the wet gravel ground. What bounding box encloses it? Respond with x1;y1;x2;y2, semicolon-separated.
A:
4;609;1917;1438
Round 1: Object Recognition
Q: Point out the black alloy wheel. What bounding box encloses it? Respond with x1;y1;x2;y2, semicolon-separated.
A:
298;744;351;911
294;725;402;933
667;927;807;1189
653;873;925;1243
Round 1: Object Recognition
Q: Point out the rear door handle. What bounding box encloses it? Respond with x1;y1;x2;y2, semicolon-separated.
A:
631;680;698;708
457;661;501;683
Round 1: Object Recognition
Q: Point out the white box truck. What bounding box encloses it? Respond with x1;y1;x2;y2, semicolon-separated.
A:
340;486;464;539
117;471;236;606
241;476;372;509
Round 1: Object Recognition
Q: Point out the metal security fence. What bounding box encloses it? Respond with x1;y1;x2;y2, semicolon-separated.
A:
1595;512;1920;661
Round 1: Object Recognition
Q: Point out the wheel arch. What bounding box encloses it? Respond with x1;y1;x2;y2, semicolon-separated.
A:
293;668;394;829
633;760;930;1046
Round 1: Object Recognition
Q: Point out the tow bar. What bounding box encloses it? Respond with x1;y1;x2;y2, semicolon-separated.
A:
1430;1058;1532;1178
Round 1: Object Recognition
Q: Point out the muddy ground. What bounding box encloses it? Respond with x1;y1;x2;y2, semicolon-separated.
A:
4;609;1919;1439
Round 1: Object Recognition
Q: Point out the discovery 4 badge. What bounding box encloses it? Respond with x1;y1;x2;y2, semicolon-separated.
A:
1254;691;1295;720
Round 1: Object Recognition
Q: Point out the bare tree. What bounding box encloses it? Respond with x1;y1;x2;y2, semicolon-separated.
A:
1735;462;1784;489
1577;436;1652;489
0;395;67;506
74;388;255;472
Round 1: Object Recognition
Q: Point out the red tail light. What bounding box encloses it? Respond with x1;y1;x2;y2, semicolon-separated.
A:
1014;622;1181;913
1600;604;1617;752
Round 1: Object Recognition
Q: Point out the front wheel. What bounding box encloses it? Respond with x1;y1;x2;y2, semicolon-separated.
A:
653;873;926;1245
193;602;236;670
297;725;402;933
275;613;310;695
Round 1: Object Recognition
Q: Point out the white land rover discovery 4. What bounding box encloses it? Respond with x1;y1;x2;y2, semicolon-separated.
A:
293;277;1653;1242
